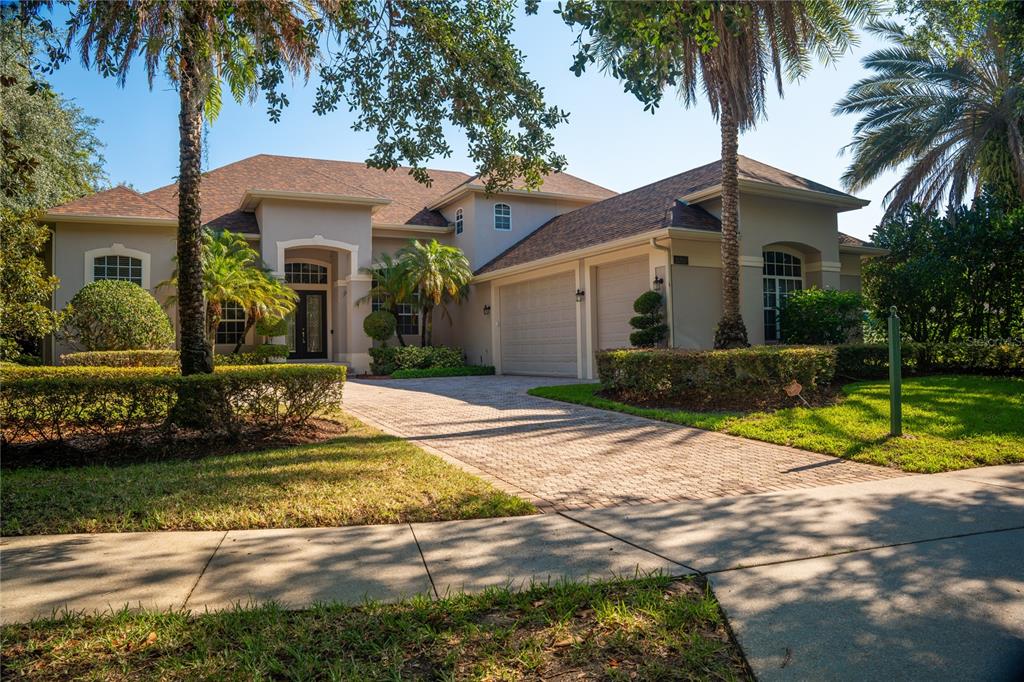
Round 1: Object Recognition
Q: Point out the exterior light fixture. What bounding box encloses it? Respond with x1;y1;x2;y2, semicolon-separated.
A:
575;288;585;302
483;304;491;315
652;275;665;291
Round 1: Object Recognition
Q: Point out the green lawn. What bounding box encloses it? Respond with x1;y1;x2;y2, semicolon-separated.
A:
0;576;750;681
529;375;1024;473
1;415;534;536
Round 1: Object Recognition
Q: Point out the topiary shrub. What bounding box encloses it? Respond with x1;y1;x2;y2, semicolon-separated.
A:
363;310;397;345
779;288;864;345
61;281;174;351
628;290;668;348
256;316;288;338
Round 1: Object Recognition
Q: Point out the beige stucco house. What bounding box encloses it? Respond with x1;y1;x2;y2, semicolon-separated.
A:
44;153;883;377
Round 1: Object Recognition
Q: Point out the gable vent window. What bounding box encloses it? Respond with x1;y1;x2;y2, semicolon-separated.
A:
216;301;247;345
455;208;464;235
494;203;511;231
94;255;143;286
285;262;327;284
673;255;689;265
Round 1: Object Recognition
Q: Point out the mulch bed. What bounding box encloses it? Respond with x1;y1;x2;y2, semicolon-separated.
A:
1;417;350;469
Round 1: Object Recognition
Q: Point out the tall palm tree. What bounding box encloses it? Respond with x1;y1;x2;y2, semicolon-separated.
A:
66;1;324;374
398;240;472;346
568;1;874;347
835;20;1024;218
357;253;415;347
160;229;296;355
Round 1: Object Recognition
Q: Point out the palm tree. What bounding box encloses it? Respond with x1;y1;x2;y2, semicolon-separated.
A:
160;229;296;355
357;253;415;347
398;240;472;346
567;1;874;347
66;1;323;374
835;20;1024;218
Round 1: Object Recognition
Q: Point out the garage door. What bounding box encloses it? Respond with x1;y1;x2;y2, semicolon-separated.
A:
596;257;650;350
499;271;577;376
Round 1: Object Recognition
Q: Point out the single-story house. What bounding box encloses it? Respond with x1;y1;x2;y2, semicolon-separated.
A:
44;153;884;377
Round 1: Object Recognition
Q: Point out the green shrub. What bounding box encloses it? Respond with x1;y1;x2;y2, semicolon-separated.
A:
596;346;836;405
256;316;288;337
215;344;290;366
61;280;175;351
835;341;1023;379
61;349;180;367
363;310;397;344
391;365;495;379
627;290;668;348
779;288;864;345
369;345;465;375
0;364;346;448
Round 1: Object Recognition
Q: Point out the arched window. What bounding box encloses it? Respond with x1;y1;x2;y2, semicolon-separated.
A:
762;250;803;342
494;203;511;231
455;207;464;235
216;301;247;345
284;262;328;284
93;254;143;286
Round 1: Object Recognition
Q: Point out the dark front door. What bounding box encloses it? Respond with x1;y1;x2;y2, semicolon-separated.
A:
288;291;328;359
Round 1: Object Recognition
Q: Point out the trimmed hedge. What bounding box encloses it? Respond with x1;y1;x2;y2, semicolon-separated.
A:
391;365;495;379
61;280;175;351
0;364;345;448
61;350;179;367
60;344;293;368
597;346;836;405
835;342;1023;379
369;345;464;375
215;344;290;366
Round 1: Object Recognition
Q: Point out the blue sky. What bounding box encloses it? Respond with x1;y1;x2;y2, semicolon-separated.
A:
49;3;900;241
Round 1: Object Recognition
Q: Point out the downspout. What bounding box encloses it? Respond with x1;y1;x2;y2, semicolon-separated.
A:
650;237;675;347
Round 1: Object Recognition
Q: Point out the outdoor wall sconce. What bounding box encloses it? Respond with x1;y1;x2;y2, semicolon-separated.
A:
575;288;586;302
652;275;665;291
483;304;491;315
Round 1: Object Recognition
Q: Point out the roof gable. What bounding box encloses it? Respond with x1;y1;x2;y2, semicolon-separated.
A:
47;185;176;221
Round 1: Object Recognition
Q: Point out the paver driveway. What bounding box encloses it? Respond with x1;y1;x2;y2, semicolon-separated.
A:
345;376;905;510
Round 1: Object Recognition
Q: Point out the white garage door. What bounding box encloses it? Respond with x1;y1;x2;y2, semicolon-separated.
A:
596;257;650;350
499;271;577;376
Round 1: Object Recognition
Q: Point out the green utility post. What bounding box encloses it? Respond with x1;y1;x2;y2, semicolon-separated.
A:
888;306;902;437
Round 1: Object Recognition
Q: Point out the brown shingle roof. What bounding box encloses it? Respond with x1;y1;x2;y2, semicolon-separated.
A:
838;231;867;246
476;157;864;275
47;154;609;234
47;185;176;221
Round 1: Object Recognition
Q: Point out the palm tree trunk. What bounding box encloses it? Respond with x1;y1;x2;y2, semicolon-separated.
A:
714;99;749;349
421;305;428;346
388;304;407;347
176;8;213;375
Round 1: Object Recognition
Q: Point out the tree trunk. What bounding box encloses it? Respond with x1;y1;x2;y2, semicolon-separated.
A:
420;305;428;346
425;304;434;346
389;304;407;347
176;9;213;375
714;99;750;349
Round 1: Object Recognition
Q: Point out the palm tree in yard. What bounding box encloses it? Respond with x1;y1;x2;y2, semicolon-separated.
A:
66;1;324;374
835;20;1024;218
399;240;472;347
358;253;415;347
556;1;876;347
161;229;296;356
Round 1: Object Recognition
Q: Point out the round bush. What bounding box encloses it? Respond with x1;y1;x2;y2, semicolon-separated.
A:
62;280;175;351
633;290;664;315
363;310;397;342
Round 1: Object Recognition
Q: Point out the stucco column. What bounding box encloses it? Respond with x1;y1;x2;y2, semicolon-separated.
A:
346;276;372;373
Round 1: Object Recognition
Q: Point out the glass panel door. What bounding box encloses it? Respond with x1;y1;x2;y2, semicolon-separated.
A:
306;293;324;354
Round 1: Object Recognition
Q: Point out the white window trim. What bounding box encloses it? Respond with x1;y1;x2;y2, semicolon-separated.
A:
494;203;511;231
84;244;151;290
284;259;330;286
455;207;464;235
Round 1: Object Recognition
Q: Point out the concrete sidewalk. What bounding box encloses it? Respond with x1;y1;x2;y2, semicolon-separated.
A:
3;464;1023;679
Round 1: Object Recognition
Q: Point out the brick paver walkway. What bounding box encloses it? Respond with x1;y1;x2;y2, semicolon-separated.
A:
344;376;906;511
